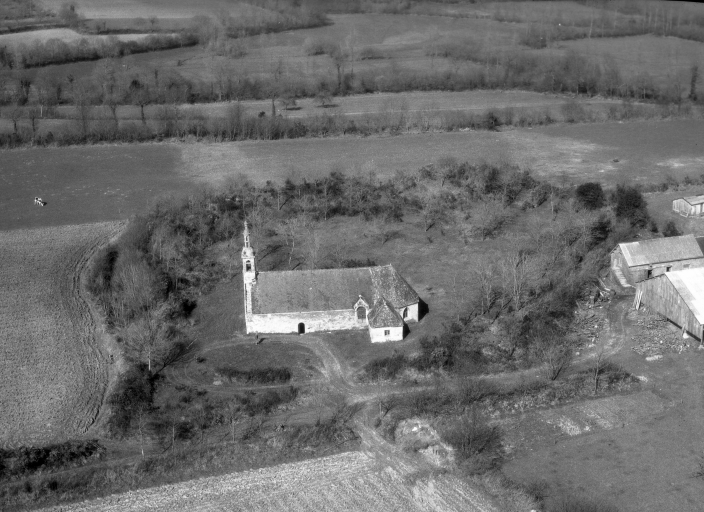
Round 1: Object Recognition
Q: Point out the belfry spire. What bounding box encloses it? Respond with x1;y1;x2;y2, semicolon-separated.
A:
243;220;251;248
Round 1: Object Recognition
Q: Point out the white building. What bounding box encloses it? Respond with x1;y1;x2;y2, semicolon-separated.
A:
241;222;419;342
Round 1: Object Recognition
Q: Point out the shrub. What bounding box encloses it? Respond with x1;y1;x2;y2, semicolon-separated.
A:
217;366;291;384
363;353;408;381
662;220;681;237
613;185;649;227
0;440;105;480
107;364;153;437
574;182;605;210
439;409;502;473
238;387;298;416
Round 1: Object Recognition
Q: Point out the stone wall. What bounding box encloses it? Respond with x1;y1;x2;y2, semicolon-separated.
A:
369;325;403;343
401;302;419;323
246;309;366;334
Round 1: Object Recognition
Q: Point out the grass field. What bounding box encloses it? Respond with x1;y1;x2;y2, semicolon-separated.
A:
0;143;191;231
42;451;499;512
543;34;704;90
502;321;704;512
38;0;260;19
0;222;121;448
3;119;704;231
0;28;160;44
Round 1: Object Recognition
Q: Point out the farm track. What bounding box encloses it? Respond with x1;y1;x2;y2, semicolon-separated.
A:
0;222;124;448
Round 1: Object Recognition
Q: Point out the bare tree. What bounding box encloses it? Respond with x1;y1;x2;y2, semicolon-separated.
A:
26;103;41;139
532;333;572;381
279;213;310;267
690;64;699;102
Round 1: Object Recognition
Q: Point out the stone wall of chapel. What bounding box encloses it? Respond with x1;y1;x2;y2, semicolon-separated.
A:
246;309;367;334
369;326;404;343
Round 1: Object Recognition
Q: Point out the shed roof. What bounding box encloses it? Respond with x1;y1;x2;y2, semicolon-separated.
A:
251;264;419;315
368;297;404;328
682;195;704;206
665;268;704;324
617;234;704;267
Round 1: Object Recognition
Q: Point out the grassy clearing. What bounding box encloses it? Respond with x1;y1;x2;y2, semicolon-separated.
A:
0;29;161;44
0;222;120;447
38;0;260;19
544;35;704;90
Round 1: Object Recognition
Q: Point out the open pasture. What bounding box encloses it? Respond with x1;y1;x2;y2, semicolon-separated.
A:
3;119;704;232
43;450;499;512
0;28;162;44
175;119;704;187
0;143;191;231
0;222;121;447
545;35;704;89
38;0;259;19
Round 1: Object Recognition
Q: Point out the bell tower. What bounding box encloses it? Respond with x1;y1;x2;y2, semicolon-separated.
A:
241;220;256;283
242;221;256;323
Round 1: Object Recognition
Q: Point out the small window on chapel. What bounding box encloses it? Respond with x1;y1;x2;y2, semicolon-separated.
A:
384;330;390;336
402;308;408;319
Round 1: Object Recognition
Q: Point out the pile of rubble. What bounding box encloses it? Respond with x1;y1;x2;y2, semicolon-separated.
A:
629;310;692;357
570;305;608;348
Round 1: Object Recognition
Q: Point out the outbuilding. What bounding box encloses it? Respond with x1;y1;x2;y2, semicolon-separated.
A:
610;234;704;287
673;195;704;217
634;267;704;341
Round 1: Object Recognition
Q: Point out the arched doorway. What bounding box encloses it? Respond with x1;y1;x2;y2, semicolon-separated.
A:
356;307;366;320
298;322;305;334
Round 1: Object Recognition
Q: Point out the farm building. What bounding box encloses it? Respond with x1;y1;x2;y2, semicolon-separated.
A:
241;222;419;342
610;234;704;287
634;268;704;341
673;195;704;217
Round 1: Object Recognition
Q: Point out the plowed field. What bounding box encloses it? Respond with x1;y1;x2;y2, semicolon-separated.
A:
0;222;122;447
42;451;498;512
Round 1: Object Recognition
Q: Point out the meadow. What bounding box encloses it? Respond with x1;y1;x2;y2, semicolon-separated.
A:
2;118;704;231
0;29;160;44
542;34;704;91
0;222;120;447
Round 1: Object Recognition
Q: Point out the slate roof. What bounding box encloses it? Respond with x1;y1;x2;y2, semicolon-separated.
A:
683;195;704;206
664;268;704;324
251;264;419;315
616;234;704;267
367;297;404;328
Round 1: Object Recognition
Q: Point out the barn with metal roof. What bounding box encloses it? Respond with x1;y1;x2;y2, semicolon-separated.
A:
610;234;704;287
673;195;704;217
635;268;704;341
239;222;420;342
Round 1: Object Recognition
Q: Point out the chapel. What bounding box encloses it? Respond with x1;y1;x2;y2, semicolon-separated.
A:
241;222;420;342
